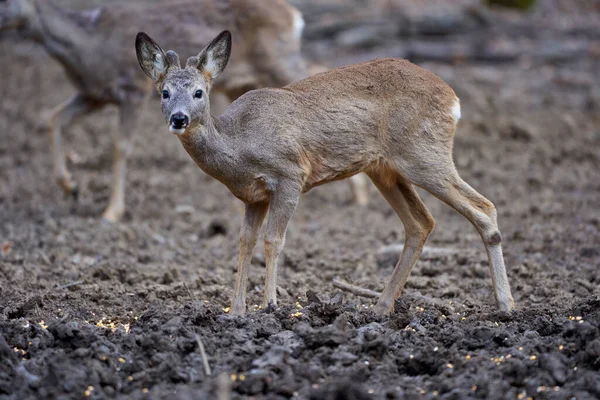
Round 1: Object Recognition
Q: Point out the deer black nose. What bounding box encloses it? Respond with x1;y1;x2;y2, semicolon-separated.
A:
170;113;189;129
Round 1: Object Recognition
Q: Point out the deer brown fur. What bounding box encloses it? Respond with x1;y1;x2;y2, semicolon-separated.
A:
136;31;515;316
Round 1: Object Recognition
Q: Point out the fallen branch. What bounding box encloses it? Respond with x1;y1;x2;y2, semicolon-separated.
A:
195;334;212;376
377;244;460;259
332;279;381;299
57;280;83;290
183;282;195;302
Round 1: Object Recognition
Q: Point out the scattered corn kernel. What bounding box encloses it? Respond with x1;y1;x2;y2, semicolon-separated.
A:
446;363;454;369
223;307;231;313
142;388;148;393
530;355;537;360
465;355;471;360
230;374;237;382
471;385;477;391
368;389;375;394
239;375;245;381
119;357;126;363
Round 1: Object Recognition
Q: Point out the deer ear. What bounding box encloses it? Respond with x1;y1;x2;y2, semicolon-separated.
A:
135;32;170;83
196;30;232;82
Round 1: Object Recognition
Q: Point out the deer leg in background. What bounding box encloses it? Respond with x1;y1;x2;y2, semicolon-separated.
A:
48;94;100;197
349;173;369;206
230;201;269;316
263;182;301;308
101;95;146;223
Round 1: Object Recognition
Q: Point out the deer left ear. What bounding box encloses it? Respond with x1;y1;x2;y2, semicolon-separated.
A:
196;30;232;82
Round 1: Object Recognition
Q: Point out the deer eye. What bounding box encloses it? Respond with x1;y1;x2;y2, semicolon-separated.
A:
162;90;169;99
194;90;203;99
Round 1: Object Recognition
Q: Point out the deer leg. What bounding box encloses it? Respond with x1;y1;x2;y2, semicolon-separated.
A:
420;173;514;311
47;94;99;197
230;202;269;316
102;98;144;223
368;172;435;315
349;173;369;206
262;183;301;308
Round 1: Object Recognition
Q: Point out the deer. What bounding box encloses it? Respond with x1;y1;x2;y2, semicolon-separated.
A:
135;31;515;316
0;0;369;222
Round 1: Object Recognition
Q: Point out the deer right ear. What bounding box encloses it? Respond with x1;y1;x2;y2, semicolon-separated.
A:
135;32;169;83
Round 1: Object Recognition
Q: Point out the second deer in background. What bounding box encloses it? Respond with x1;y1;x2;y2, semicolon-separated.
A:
0;0;368;222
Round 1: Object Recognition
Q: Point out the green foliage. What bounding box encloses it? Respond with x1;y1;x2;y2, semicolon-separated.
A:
485;0;537;10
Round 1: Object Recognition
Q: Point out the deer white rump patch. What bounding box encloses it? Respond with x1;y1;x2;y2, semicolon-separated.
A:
452;97;461;123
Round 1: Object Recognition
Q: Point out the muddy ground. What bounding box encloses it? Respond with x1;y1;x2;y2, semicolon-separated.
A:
1;0;599;399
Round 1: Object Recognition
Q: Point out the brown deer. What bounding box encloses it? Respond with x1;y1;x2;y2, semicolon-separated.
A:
0;0;371;222
136;31;515;316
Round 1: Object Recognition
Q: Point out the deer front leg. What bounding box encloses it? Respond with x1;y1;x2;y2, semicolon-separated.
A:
102;98;144;223
263;183;301;308
47;94;99;197
230;202;269;316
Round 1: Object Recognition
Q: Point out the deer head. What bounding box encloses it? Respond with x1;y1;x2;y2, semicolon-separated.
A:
135;30;232;135
0;0;36;33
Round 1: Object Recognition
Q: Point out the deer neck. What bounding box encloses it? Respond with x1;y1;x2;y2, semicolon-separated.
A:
26;1;92;89
178;114;238;184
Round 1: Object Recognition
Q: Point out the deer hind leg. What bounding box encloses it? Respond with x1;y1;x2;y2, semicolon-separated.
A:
47;94;99;197
349;173;369;206
367;170;435;315
410;165;514;312
230;201;269;316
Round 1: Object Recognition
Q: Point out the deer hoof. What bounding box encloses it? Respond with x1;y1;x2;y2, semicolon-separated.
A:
373;302;393;316
497;295;515;312
229;306;246;317
101;208;124;224
56;176;78;199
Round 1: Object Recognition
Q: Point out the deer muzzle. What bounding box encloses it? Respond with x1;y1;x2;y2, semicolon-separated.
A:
169;112;189;134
